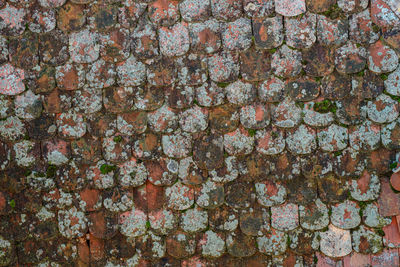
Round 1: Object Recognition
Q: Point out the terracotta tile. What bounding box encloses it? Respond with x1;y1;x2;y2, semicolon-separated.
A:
383;217;400;247
378;179;400;217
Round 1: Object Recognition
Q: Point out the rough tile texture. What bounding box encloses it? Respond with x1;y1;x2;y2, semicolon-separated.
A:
0;0;399;266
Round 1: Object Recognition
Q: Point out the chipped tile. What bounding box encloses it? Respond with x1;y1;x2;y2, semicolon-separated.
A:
320;224;352;257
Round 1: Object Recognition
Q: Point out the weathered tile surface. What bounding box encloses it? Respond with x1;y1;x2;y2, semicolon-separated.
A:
0;0;399;265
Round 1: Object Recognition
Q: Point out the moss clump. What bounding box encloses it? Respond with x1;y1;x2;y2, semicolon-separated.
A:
389;161;398;170
9;199;15;209
380;73;389;81
314;76;322;82
358;201;368;217
358;201;369;210
216;82;230;88
100;164;116;174
320;226;329;232
375;228;385;237
371;23;381;33
322;4;342;19
46;165;57;177
313;99;337;114
295;102;305;109
146;221;151;229
271;131;279;138
313;255;318;264
286;235;291;247
247;129;257;137
386;92;400;103
113;136;122;143
333;151;342;157
35;172;46;178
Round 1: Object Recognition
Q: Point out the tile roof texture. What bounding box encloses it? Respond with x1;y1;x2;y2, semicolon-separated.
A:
0;0;400;266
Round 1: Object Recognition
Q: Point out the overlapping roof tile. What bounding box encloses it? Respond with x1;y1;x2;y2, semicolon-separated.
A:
0;0;400;265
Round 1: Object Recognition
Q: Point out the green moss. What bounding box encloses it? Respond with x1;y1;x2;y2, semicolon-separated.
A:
380;73;389;81
193;99;199;105
313;255;318;264
295;102;305;109
328;208;332;217
321;226;329;232
9;199;15;209
247;129;257;137
24;170;32;177
46;165;57;177
35;172;46;178
358;201;368;218
113;136;122;143
321;3;342;19
286;235;291;247
146;221;151;229
216;82;230;88
375;228;385;237
314;76;322;82
100;164;116;174
357;70;365;77
386;91;400;103
313;99;337;114
271;131;279;138
269;48;277;54
389;161;398;170
333;151;342;157
372;23;381;33
358;201;368;210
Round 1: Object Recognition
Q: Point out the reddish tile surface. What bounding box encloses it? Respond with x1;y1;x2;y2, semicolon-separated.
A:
0;0;399;265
